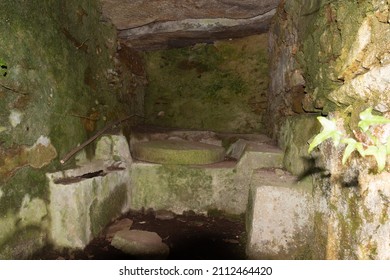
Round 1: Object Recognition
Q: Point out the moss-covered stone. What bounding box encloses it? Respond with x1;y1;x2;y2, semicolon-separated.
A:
132;140;225;165
0;226;46;259
0;0;143;257
90;184;127;237
131;163;214;212
279;115;321;176
143;34;269;133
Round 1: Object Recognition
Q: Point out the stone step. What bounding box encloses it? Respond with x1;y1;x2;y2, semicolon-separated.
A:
132;140;225;165
246;168;313;260
131;139;284;215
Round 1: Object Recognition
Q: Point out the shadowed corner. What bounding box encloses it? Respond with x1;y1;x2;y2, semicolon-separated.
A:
295;156;329;182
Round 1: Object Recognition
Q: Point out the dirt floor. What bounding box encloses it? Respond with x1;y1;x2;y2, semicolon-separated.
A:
33;209;246;260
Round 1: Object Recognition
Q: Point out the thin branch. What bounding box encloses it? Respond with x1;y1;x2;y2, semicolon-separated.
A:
69;113;99;121
0;83;28;95
60;114;142;164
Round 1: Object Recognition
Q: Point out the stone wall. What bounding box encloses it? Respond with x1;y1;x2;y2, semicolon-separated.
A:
268;0;389;137
270;0;390;259
143;34;269;133
0;0;144;258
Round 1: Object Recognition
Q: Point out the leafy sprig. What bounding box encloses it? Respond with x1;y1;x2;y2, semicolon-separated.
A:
308;108;390;172
0;59;7;77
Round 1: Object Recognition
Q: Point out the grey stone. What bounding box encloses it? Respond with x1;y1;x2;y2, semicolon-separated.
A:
246;168;314;259
111;230;169;258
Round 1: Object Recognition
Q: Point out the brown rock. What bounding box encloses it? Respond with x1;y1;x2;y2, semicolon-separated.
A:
105;218;133;239
101;0;280;50
111;230;170;258
154;209;175;221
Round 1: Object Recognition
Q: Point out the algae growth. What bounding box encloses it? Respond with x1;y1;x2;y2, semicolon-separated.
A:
143;34;269;133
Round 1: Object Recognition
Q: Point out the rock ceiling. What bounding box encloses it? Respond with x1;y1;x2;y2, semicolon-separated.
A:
101;0;281;50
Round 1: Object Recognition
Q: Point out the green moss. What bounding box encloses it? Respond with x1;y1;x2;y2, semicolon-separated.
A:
296;1;372;110
0;167;48;216
90;184;127;237
160;165;213;204
378;190;389;225
334;189;362;259
313;212;328;259
131;164;214;211
0;0;137;258
0;226;46;259
143;35;269;133
132;140;225;165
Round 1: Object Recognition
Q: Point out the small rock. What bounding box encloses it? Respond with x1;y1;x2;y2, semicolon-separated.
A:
275;168;286;176
188;220;205;227
155;209;175;220
223;238;240;244
105;218;133;239
111;230;169;258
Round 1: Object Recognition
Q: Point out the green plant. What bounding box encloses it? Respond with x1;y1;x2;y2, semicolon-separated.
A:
308;108;390;172
0;59;7;77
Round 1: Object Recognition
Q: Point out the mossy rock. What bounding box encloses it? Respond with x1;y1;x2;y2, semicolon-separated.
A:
132;140;225;165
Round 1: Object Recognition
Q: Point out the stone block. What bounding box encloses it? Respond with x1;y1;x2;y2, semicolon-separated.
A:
47;164;132;248
246;168;314;259
130;140;283;215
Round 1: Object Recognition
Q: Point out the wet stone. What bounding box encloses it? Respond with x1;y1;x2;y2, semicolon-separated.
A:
154;210;175;221
105;218;133;239
111;230;169;258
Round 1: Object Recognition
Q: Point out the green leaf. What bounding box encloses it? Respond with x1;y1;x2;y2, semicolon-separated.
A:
387;136;390;155
358;107;390;132
0;58;7;77
341;138;364;164
308;117;341;153
363;144;387;172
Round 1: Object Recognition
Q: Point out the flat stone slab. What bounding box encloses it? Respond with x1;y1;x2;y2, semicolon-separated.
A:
132;140;225;165
105;218;134;239
246;168;313;259
111;230;169;258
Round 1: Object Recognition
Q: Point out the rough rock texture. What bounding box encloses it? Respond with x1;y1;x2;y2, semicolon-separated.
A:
101;0;280;49
268;0;390;137
279;115;320;176
143;35;269;133
130;135;283;215
47;134;132;249
270;0;390;260
246;169;313;259
0;0;143;259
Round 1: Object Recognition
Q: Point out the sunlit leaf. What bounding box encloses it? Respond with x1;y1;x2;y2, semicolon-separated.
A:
358;107;390;132
363;144;387;172
341;138;361;164
308;117;341;153
387;136;390;155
